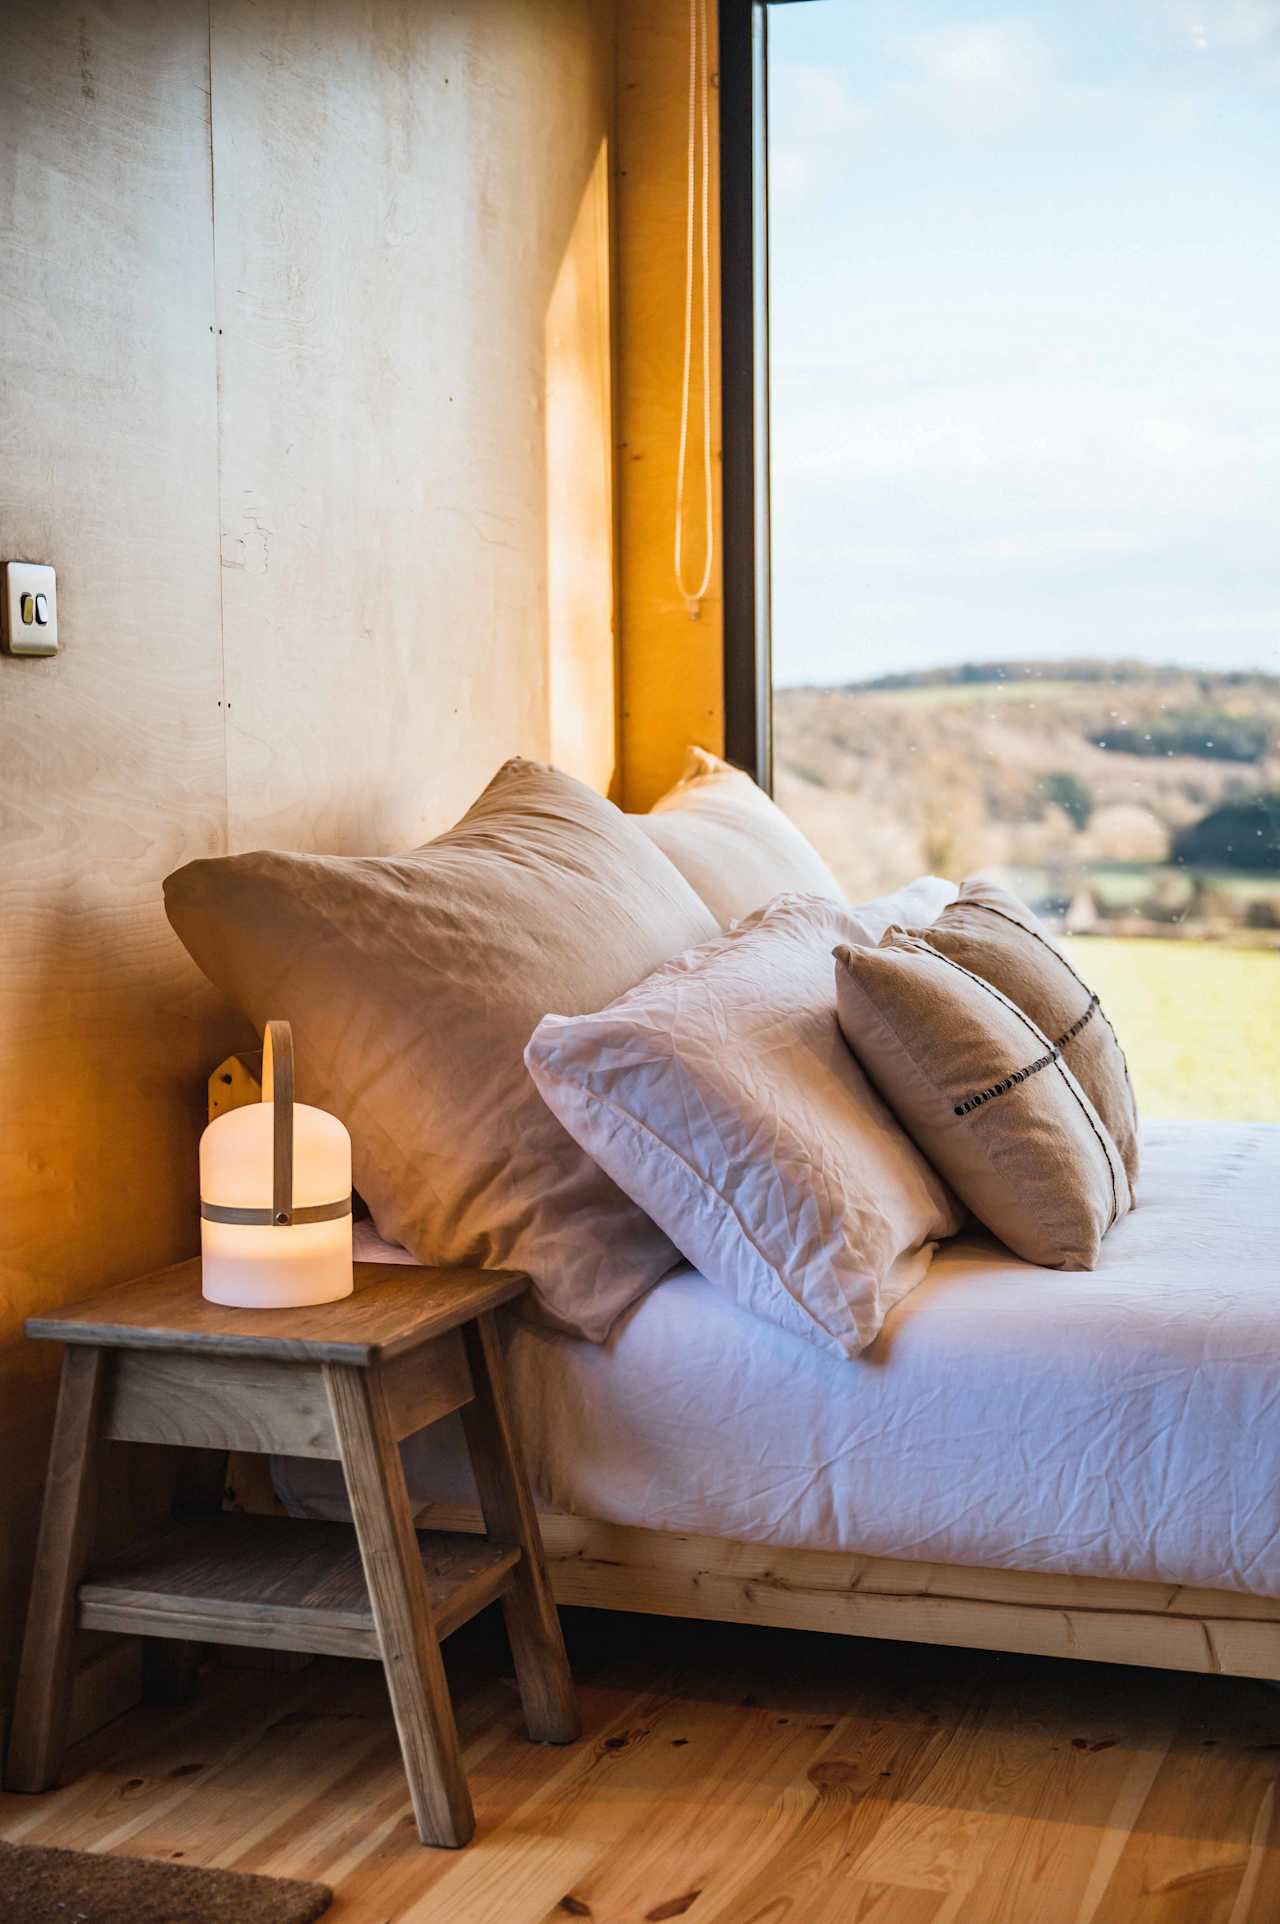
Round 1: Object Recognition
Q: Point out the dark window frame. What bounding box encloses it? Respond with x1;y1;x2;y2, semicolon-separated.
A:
718;0;774;788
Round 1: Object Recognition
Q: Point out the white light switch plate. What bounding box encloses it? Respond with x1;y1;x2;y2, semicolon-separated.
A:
3;561;59;656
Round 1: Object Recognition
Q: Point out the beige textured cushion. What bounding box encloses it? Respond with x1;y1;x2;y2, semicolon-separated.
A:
164;759;719;1341
633;746;845;926
834;935;1131;1270
907;878;1140;1185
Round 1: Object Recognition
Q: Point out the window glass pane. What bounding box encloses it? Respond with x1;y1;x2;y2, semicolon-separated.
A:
768;0;1280;1122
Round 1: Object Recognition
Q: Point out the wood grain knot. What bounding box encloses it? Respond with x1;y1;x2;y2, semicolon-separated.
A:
646;1893;702;1920
603;1727;649;1753
807;1758;870;1791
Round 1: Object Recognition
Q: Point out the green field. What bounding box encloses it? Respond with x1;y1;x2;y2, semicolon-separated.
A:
1060;936;1280;1123
1013;863;1280;915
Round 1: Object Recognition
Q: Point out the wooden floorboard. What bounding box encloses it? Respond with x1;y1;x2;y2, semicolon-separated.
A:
3;1609;1280;1921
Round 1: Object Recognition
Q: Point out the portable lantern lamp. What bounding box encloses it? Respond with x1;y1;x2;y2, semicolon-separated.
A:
199;1019;353;1308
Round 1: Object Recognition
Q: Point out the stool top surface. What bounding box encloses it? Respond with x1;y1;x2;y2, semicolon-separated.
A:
26;1259;528;1364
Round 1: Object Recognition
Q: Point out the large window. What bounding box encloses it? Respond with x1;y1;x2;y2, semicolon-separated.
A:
765;0;1280;1121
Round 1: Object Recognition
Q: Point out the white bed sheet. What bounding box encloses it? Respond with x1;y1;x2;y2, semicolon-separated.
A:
278;1120;1280;1598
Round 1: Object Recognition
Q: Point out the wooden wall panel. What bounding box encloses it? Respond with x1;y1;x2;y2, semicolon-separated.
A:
0;0;617;1709
0;0;243;1703
212;0;618;851
616;0;725;810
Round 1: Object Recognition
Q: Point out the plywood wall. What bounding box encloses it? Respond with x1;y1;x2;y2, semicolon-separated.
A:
616;0;725;810
212;0;618;851
0;0;616;1704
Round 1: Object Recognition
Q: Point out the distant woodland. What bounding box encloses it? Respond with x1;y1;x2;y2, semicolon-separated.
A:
774;662;1280;934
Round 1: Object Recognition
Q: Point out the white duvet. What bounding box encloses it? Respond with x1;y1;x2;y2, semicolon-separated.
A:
278;1120;1280;1598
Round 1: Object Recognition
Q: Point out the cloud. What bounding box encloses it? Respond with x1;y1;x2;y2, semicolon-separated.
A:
776;65;871;142
968;529;1158;562
1167;1;1280;50
768;66;874;210
770;268;1280;557
899;19;1051;135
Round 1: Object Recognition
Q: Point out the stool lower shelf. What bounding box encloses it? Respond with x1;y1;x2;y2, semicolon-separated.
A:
79;1515;520;1659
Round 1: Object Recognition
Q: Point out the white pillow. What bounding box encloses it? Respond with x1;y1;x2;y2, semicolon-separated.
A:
525;889;963;1359
633;746;846;926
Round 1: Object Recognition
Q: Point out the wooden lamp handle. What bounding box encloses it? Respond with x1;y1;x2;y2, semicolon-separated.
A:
202;1018;348;1231
262;1019;295;1226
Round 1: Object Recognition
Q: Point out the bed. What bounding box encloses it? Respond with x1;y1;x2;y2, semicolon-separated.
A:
173;752;1280;1685
277;1116;1280;1682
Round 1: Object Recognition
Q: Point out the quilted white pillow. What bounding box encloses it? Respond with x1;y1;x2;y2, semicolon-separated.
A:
525;885;963;1358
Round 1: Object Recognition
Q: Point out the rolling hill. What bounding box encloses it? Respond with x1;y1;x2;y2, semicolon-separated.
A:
773;661;1280;911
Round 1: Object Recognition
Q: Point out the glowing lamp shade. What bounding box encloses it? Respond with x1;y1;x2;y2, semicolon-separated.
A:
199;1020;353;1308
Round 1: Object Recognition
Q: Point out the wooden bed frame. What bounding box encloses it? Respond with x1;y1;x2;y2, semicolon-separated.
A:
211;1054;1280;1687
416;1504;1280;1683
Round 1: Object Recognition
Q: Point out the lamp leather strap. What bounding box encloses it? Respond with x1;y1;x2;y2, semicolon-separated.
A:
263;1019;295;1225
201;1196;352;1227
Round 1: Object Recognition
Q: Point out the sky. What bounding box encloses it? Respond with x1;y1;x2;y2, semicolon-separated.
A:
767;0;1280;686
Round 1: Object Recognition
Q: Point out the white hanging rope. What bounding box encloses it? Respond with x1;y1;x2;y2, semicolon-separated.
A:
674;0;715;616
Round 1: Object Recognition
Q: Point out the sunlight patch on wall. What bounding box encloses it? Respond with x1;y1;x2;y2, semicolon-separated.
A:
546;139;617;797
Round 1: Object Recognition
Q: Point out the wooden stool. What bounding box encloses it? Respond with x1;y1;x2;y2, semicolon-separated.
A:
4;1259;579;1847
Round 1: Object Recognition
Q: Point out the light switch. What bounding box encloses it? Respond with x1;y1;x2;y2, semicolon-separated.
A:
3;562;58;656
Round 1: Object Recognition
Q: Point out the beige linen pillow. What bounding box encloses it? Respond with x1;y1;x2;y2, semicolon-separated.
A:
164;759;719;1341
633;746;845;925
908;877;1140;1185
834;934;1131;1270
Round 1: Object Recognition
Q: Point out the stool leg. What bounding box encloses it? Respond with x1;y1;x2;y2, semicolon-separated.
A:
324;1362;474;1848
6;1345;106;1793
461;1313;580;1745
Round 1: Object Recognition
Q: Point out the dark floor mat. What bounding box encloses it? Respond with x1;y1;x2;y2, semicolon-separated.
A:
0;1837;332;1924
